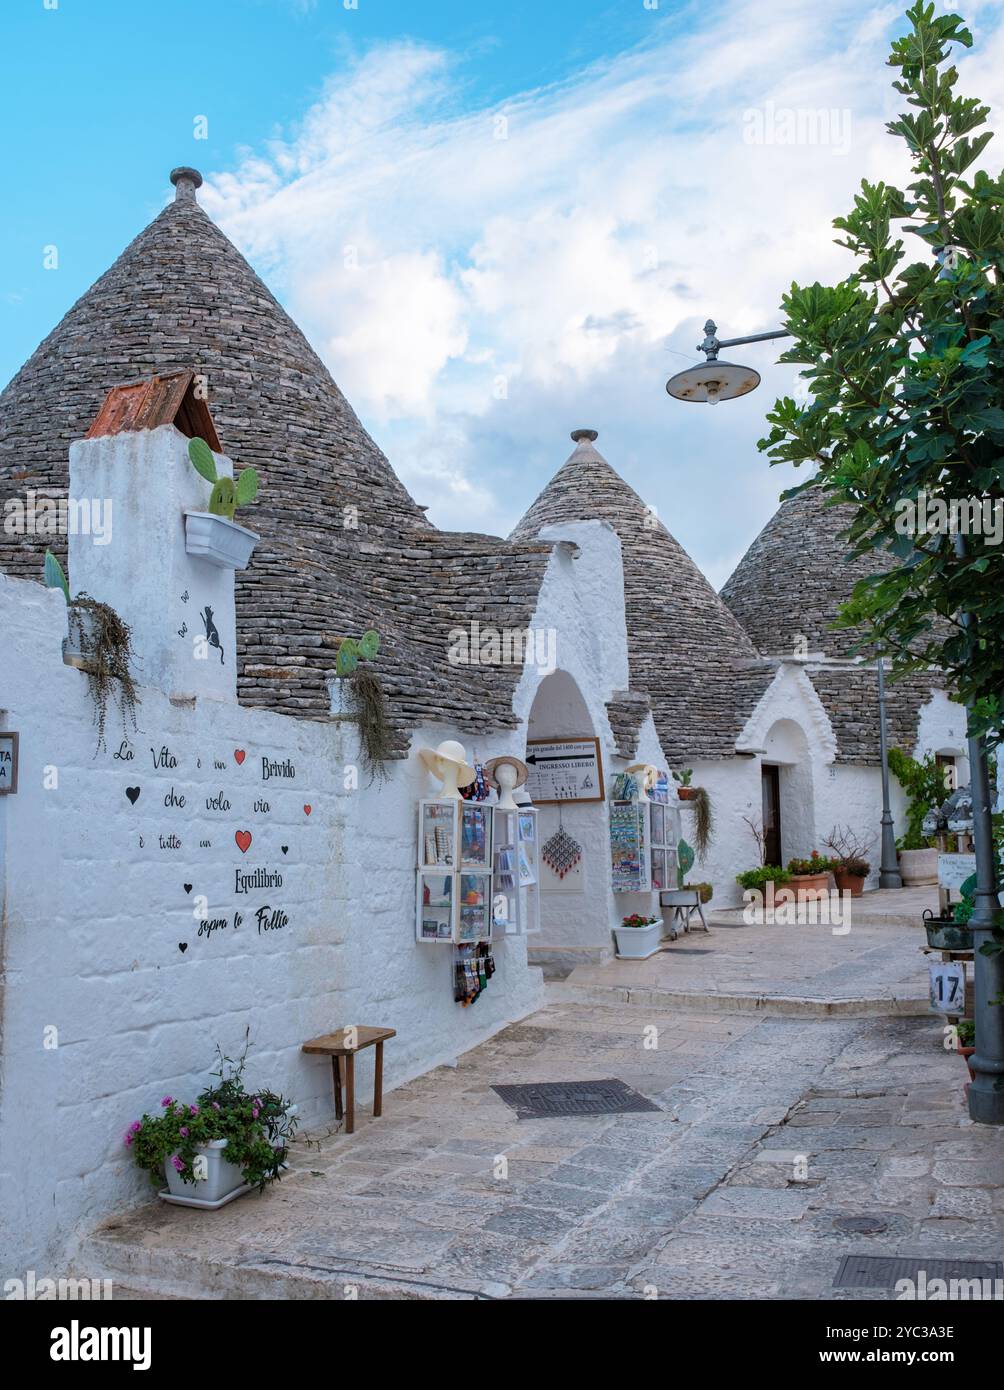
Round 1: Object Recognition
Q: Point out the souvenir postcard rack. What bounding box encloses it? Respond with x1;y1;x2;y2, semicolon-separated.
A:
490;805;540;936
416;799;493;944
610;793;677;893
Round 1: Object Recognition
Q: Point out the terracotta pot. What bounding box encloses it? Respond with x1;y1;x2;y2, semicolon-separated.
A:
833;869;865;897
790;872;829;900
899;847;938;886
677;787;698;801
959;1045;976;1082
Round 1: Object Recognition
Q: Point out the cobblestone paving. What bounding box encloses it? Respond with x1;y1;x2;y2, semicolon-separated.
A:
87;996;1002;1300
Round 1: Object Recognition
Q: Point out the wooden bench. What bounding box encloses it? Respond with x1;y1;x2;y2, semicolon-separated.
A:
302;1026;396;1135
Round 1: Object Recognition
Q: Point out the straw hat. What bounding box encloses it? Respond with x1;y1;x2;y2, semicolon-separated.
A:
419;739;476;788
483;754;529;790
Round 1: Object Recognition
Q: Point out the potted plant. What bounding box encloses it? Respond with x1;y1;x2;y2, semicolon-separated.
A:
786;852;833;900
184;437;260;569
735;864;792;908
822;826;874;897
888;748;947;885
684;881;713;904
44;550;140;752
331;630;393;776
673;768;696;801
956;1019;976;1081
125;1040;297;1208
613;913;662;960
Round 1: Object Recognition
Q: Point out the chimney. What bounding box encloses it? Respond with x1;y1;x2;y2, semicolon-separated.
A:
68;374;240;705
170;166;203;203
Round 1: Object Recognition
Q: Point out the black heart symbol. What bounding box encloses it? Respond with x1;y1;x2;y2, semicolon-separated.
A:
281;846;288;855
178;942;188;953
125;787;141;805
184;884;193;894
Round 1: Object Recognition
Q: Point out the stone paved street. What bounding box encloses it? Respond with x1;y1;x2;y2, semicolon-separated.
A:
83;916;1003;1300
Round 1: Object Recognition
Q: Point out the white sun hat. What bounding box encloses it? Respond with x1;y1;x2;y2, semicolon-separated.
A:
418;739;476;799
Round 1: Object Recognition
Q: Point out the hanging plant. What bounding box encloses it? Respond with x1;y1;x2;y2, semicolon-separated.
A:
44;551;140;754
334;631;392;775
68;595;140;753
690;786;714;859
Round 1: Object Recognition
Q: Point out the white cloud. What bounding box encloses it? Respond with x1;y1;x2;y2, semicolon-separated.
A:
200;0;1004;582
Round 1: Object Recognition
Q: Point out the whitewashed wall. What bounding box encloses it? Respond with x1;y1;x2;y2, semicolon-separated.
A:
0;427;548;1272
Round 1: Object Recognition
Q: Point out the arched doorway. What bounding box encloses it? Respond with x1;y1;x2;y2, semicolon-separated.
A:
525;670;610;956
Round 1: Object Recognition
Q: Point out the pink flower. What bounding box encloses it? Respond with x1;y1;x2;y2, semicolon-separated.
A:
130;1121;142;1133
171;1155;185;1172
251;1107;260;1120
161;1096;173;1107
189;1105;199;1116
179;1127;189;1138
211;1102;220;1111
123;1132;134;1146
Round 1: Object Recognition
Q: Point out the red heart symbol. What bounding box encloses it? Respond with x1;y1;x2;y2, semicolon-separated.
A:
234;749;246;765
303;804;312;816
235;830;252;854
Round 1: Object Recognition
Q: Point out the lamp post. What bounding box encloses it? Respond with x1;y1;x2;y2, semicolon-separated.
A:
876;651;903;888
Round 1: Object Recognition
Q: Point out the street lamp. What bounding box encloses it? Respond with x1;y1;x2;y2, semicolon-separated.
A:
665;319;788;403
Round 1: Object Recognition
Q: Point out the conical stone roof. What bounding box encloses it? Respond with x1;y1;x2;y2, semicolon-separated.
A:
0;166;427;585
511;431;775;763
720;486;881;658
0;170;554;743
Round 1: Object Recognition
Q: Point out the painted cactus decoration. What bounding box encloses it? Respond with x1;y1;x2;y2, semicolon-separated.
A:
676;838;695;888
336;630;381;676
44;549;71;602
188;437;259;522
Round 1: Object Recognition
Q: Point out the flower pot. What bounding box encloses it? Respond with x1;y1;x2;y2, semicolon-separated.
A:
163;1138;245;1205
62;603;101;672
613;922;662;960
677;788;698;801
833;869;866;897
959;1046;976;1082
899;847;938;886
184;511;259;570
790;872;829;901
923;915;973;951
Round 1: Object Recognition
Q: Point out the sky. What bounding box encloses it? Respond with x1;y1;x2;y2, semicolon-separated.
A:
3;0;1004;588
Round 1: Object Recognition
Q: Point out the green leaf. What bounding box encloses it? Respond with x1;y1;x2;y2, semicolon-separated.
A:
234;468;259;506
188;436;218;483
359;629;381;660
208;477;236;521
335;639;359;676
44;549;70;602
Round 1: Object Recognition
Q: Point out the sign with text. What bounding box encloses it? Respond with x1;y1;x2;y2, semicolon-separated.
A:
526;737;604;804
0;732;18;794
938;852;977;894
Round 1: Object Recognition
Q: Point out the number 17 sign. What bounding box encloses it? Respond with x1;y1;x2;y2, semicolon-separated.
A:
929;961;966;1014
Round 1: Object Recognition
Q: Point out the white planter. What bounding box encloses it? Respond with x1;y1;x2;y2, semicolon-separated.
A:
899;847;938;886
62;604;101;671
184;511;259;570
613;922;662;960
163;1138;245;1205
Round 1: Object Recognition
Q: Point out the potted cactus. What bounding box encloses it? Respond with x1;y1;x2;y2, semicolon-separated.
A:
184;437;260;569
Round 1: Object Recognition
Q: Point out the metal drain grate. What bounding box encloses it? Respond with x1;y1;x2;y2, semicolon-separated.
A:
492;1078;661;1119
834;1255;1004;1289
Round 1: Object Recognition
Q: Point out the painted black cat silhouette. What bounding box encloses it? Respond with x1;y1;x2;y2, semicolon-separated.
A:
201;606;224;665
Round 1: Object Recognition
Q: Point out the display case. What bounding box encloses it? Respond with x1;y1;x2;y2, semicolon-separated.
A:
610;794;677;893
490;805;540;935
416;799;494;943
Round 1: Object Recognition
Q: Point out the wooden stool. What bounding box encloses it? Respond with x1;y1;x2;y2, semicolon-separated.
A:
302;1026;396;1135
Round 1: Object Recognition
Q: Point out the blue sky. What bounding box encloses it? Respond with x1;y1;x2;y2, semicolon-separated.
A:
4;0;1004;587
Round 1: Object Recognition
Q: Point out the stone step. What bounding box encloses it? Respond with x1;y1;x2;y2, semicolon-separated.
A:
546;979;930;1018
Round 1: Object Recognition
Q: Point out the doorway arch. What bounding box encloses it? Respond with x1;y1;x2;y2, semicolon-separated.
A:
761;718;815;866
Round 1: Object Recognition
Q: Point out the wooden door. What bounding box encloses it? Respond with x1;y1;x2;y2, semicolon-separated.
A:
762;765;782;868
